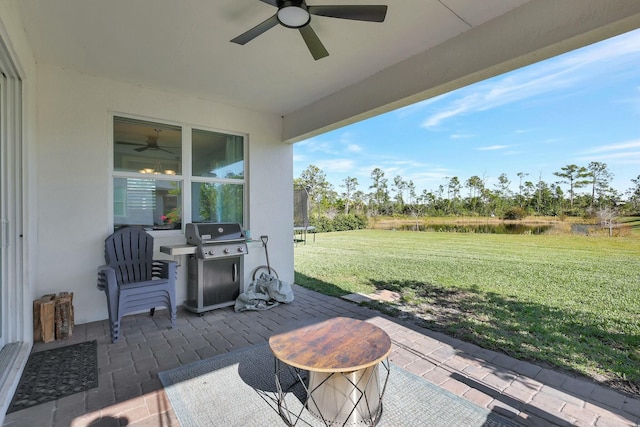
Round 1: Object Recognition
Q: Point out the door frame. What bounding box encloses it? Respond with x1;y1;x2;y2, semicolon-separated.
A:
0;33;25;347
0;21;32;424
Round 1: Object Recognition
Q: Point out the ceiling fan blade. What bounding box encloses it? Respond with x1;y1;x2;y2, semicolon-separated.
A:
308;5;388;22
116;141;145;147
258;0;278;6
299;25;329;60
134;146;148;152
231;14;279;45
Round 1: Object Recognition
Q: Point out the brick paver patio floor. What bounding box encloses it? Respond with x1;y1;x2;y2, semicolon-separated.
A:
3;285;639;427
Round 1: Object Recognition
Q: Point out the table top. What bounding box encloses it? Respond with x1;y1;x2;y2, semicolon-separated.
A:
268;317;391;373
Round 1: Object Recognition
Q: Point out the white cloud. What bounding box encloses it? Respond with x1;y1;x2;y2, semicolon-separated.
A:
300;132;366;157
422;95;480;128
395;92;451;118
420;29;640;129
308;141;335;153
411;170;451;181
582;139;640;154
575;151;640;162
574;139;640;165
336;132;363;153
618;85;640;115
386;159;429;168
295;138;312;147
478;145;509;151
451;133;475;139
421;69;576;128
314;158;356;173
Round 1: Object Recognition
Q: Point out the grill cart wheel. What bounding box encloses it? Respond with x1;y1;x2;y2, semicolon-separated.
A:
251;265;279;281
251;235;279;280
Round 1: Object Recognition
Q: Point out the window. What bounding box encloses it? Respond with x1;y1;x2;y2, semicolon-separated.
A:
191;129;244;223
113;116;245;231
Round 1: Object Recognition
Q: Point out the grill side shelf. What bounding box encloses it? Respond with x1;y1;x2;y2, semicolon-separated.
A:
159;244;198;256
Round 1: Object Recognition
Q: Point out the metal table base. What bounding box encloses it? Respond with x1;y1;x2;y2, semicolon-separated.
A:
274;357;391;427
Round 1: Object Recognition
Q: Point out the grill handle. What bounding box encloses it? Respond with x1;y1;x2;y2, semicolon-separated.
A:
200;238;245;245
232;262;238;282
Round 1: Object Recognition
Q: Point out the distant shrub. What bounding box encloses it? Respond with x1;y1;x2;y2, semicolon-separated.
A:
503;207;527;220
333;214;368;231
310;214;368;232
563;208;583;217
310;216;334;233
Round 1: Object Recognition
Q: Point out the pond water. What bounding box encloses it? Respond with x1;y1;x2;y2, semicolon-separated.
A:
397;223;553;235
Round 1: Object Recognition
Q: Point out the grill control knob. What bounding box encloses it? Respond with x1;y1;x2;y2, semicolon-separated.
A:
224;248;230;254
237;247;244;253
208;249;215;256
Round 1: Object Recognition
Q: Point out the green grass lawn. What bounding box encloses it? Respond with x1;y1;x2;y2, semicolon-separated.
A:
620;216;640;236
294;229;640;393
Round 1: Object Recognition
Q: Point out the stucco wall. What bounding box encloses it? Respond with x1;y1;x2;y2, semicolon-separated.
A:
35;63;293;324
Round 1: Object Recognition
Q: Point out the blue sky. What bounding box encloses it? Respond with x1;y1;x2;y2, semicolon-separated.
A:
293;28;640;198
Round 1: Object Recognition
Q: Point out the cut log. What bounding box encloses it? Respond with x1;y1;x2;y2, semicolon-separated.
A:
33;299;43;342
33;294;56;342
40;298;56;343
55;292;74;340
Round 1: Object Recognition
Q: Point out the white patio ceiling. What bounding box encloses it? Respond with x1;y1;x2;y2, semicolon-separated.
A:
16;0;640;142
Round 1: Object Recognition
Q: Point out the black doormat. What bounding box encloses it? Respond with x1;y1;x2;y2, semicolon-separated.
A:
7;340;98;413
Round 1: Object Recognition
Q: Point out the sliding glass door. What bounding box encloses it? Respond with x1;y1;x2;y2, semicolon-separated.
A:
0;80;3;348
0;35;24;346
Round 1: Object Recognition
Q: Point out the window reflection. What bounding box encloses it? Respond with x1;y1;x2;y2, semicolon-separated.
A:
114;117;182;175
114;178;182;230
191;182;243;224
192;129;243;178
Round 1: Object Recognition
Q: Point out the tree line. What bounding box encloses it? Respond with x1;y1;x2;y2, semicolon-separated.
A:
294;162;640;220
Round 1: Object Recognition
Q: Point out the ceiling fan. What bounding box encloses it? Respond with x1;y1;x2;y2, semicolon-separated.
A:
231;0;388;60
116;129;174;154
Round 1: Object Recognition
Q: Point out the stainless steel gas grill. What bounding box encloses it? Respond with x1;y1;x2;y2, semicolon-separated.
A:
183;222;248;314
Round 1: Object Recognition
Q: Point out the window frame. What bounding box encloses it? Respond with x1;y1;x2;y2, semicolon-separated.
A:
110;113;248;237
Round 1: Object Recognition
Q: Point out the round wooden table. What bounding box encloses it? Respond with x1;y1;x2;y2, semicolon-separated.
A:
269;317;392;426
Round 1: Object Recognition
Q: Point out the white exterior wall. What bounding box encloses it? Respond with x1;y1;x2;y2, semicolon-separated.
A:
35;63;293;325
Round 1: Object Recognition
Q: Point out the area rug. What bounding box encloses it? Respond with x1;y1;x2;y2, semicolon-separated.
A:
159;342;521;427
7;340;98;413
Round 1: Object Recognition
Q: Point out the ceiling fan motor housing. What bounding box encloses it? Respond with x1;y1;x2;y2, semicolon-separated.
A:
277;1;310;29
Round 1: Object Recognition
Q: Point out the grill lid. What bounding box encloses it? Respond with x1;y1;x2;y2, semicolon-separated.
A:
186;222;245;246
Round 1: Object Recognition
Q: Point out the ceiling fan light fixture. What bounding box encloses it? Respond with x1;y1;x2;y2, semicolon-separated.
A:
277;5;310;28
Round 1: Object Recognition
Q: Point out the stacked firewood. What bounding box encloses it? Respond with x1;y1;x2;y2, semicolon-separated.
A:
33;292;74;342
